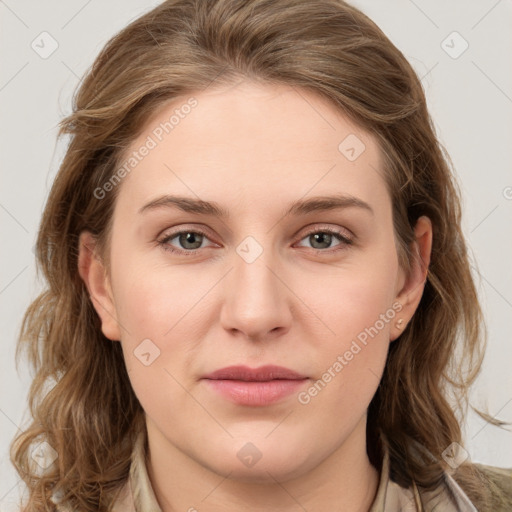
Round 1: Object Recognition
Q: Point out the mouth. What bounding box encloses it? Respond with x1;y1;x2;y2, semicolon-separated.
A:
202;365;309;406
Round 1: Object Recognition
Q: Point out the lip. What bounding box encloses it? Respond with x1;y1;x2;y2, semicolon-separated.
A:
202;365;309;406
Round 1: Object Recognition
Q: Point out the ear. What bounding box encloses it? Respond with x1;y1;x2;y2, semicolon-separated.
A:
77;231;121;341
390;216;433;341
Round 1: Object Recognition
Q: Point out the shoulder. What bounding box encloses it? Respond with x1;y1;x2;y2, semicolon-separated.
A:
473;463;512;507
453;463;512;512
476;463;512;488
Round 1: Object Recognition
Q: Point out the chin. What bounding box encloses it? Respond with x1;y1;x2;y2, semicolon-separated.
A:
218;459;310;485
203;436;318;483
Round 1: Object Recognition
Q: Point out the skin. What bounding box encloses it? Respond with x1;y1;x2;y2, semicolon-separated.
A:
79;80;432;512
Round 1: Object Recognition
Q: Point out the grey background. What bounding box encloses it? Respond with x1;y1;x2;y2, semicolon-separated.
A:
1;0;511;509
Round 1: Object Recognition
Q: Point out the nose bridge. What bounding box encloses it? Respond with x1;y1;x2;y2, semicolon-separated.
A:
220;234;291;339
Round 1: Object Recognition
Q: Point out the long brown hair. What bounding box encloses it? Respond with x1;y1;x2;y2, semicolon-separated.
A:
10;0;504;510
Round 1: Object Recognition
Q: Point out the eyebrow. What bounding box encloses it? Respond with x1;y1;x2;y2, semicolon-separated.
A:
138;193;374;217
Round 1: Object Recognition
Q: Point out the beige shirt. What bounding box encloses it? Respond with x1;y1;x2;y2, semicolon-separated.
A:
51;429;486;511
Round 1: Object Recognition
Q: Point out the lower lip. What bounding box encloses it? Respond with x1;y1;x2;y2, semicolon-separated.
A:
204;379;308;406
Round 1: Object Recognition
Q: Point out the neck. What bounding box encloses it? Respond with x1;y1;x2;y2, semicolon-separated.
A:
146;416;380;512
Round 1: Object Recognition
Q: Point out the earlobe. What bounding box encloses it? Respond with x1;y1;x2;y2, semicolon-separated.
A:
390;216;433;341
77;231;121;341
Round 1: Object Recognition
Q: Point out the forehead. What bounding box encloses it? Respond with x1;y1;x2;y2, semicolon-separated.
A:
113;80;389;219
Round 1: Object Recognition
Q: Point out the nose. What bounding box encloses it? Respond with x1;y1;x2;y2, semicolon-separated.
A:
219;242;293;342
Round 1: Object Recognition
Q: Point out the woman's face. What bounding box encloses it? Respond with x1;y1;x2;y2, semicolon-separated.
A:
82;80;427;482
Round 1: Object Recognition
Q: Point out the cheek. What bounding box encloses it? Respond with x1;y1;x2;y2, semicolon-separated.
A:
108;258;197;391
300;250;399;404
312;250;399;345
113;268;198;426
112;260;204;341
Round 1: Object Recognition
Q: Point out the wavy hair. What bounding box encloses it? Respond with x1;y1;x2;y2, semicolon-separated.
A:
11;0;504;509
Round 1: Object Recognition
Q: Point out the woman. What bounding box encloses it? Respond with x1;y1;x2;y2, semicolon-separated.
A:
10;0;512;510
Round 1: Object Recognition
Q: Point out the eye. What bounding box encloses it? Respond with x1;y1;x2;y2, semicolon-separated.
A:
157;225;354;257
295;226;354;252
157;228;216;256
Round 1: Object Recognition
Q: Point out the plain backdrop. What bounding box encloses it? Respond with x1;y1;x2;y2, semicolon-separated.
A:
1;0;511;509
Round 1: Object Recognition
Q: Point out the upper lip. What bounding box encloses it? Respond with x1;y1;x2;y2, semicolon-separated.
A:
203;365;307;381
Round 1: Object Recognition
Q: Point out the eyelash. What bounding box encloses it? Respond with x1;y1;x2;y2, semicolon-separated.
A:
157;225;354;257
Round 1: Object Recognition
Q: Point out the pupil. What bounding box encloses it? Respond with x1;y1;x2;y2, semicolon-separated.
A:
312;233;331;249
181;232;202;249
